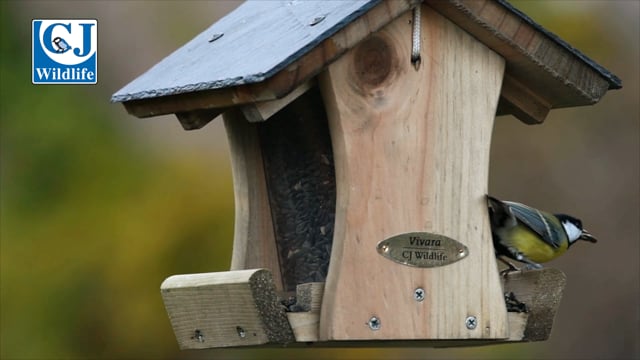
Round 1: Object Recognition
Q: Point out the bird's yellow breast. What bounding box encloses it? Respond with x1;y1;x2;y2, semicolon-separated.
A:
500;225;569;263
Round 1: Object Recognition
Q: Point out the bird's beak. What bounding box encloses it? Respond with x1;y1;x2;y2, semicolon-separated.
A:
580;229;598;243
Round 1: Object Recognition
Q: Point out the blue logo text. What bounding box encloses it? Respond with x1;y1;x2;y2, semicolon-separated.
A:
32;19;97;84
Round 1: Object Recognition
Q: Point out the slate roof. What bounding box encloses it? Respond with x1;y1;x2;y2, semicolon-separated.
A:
112;0;621;109
112;0;382;103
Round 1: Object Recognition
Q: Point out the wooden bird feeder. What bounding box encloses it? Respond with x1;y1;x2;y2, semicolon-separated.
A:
112;0;621;349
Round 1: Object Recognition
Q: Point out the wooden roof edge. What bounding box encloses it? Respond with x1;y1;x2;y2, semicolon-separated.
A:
496;0;621;90
434;0;621;124
426;0;621;109
115;0;621;120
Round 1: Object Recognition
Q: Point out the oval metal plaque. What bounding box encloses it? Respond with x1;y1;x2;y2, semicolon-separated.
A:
376;232;469;268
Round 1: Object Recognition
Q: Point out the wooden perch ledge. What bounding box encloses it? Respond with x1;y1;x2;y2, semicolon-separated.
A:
161;268;566;349
160;269;293;349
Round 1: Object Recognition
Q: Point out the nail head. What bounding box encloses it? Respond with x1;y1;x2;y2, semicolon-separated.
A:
208;33;224;43
309;15;325;26
236;326;246;338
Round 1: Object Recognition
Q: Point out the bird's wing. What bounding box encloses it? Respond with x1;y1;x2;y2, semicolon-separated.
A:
505;201;564;249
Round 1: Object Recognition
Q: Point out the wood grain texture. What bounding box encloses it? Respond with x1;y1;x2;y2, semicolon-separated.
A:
241;80;314;123
318;6;507;341
499;74;550;124
175;108;222;130
283;268;565;345
425;0;618;122
160;269;294;349
158;267;562;349
288;312;321;342
223;110;283;290
287;282;324;342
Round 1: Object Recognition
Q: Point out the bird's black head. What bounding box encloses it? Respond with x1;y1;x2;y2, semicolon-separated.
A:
555;214;582;229
555;214;597;246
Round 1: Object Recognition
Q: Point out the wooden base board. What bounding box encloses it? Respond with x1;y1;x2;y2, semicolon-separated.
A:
161;268;565;349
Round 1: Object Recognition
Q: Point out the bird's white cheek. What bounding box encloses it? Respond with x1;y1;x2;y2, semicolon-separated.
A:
562;222;582;242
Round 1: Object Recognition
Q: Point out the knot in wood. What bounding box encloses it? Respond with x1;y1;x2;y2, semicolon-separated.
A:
352;36;395;88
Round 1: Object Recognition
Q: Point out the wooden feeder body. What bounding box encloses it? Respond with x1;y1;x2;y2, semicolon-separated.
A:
112;0;620;349
319;8;506;340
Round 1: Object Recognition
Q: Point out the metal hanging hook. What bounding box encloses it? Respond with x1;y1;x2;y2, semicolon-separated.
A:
411;5;422;70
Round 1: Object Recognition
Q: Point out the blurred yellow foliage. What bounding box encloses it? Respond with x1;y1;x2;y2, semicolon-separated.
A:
0;8;236;357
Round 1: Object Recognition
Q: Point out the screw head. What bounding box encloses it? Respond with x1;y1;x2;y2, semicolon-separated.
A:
465;316;477;330
414;288;425;302
236;326;246;338
193;329;204;342
368;316;381;331
208;33;224;43
309;15;326;26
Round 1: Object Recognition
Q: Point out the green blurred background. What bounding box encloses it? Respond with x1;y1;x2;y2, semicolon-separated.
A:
1;1;638;359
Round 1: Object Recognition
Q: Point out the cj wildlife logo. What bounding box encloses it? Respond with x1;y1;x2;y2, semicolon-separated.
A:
32;19;97;84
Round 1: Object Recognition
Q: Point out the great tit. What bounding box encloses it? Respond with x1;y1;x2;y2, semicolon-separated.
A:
487;195;597;273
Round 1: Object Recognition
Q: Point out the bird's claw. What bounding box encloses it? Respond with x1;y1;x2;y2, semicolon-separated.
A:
499;267;519;277
522;263;543;271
